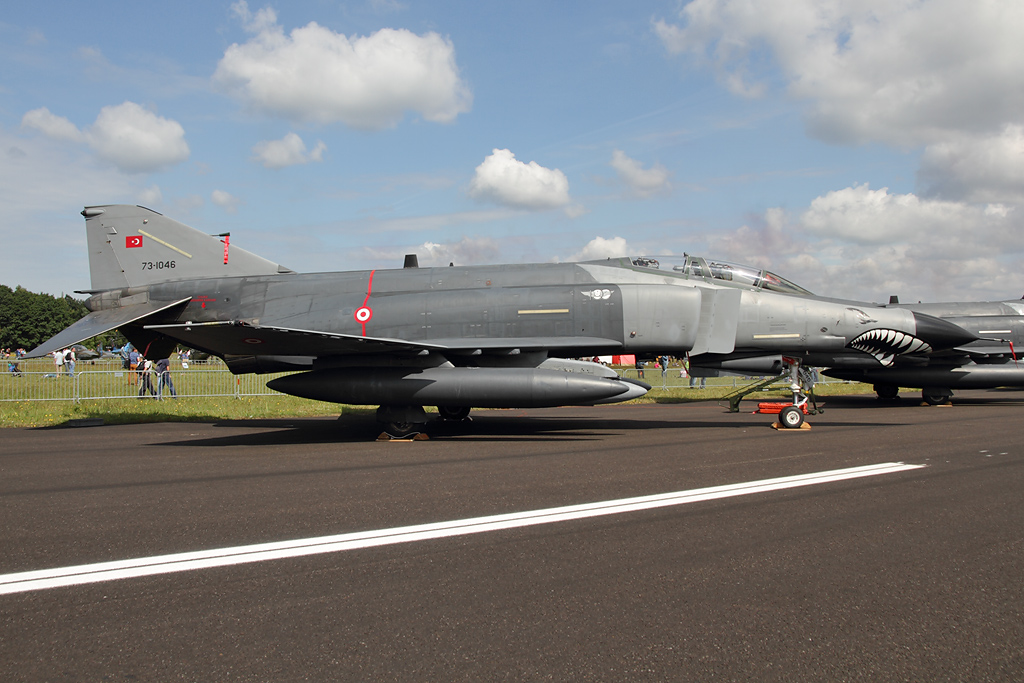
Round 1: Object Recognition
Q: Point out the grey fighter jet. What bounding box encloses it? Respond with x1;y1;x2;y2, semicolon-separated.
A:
823;298;1024;404
27;205;976;432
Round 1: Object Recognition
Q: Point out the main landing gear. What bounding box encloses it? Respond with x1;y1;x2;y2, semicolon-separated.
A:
376;405;472;439
873;384;953;405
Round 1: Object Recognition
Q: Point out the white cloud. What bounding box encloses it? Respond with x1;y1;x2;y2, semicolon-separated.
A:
22;102;189;174
0;126;137;294
211;189;241;213
214;1;472;129
918;125;1024;204
570;236;630;262
655;0;1024;148
21;108;85;143
87;102;190;173
364;236;500;267
798;184;980;245
708;184;1023;302
467;149;570;210
138;185;163;207
251;132;326;169
610;150;671;198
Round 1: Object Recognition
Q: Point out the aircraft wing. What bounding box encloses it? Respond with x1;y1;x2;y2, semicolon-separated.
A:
144;321;623;358
956;342;1018;359
144;321;450;357
25;297;192;358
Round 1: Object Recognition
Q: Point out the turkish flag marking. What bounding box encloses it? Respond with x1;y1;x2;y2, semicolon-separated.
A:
126;235;143;248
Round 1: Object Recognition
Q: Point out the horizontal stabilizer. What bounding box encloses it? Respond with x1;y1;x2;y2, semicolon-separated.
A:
26;297;191;358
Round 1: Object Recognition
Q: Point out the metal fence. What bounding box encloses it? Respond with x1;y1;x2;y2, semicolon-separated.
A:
0;357;288;403
2;356;848;403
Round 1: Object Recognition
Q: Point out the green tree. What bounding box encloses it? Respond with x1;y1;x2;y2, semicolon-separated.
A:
0;285;98;350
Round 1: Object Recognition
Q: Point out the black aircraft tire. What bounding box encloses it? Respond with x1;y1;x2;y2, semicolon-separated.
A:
922;389;951;406
779;406;804;429
874;383;900;400
386;421;415;437
437;406;471;421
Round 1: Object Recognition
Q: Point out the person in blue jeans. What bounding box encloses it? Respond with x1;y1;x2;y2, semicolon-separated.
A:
156;357;177;399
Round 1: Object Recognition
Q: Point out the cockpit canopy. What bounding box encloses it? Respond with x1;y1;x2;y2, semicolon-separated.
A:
630;255;813;296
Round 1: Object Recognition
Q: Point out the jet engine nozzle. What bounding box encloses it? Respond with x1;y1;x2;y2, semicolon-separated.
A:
912;312;979;351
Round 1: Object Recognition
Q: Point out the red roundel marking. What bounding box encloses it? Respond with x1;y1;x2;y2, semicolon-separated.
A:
242;338;264;344
354;306;373;323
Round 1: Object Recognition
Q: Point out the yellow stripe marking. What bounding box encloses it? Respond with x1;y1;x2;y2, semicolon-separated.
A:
138;229;193;258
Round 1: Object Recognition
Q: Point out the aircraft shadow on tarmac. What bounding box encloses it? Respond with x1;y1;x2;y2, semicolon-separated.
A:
152;413;720;448
148;404;920;448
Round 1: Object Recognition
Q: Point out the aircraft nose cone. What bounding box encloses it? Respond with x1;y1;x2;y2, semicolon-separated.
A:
913;312;978;350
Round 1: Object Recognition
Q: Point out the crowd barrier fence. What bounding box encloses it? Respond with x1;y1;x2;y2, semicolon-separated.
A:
2;357;849;403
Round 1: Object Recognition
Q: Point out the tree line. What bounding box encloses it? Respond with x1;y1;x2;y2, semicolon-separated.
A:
0;285;122;351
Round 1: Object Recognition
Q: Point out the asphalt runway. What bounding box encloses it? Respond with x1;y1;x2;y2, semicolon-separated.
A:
2;390;1023;681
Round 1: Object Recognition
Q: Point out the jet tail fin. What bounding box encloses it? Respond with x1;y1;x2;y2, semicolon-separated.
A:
83;205;293;291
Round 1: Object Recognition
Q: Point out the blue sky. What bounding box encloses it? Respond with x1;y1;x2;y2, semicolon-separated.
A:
3;1;1023;303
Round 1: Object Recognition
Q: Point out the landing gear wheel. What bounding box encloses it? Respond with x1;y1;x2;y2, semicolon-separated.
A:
874;383;900;400
922;389;951;406
779;406;805;429
437;406;471;421
386;421;415;437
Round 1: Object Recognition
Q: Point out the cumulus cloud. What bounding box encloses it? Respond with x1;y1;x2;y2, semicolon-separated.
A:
656;0;1024;226
467;149;571;210
214;1;472;129
211;189;241;213
21;108;85;143
708;185;1022;301
21;102;189;173
0;126;137;294
365;236;500;267
918;125;1024;204
569;236;631;262
610;150;671;197
251;132;326;169
655;0;1024;147
88;102;190;172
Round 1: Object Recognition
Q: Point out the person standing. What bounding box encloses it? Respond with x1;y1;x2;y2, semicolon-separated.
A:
65;347;76;377
156;357;177;399
128;348;140;385
138;357;156;397
53;349;65;376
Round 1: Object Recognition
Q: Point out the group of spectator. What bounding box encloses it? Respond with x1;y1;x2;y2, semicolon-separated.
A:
631;354;706;388
124;346;177;399
51;347;77;377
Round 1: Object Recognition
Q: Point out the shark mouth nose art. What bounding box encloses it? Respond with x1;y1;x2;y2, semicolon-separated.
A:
848;330;931;367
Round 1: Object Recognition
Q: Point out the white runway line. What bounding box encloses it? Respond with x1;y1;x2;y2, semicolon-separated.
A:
0;462;924;595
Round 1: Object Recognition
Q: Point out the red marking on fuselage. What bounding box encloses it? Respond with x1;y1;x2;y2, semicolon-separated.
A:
192;295;217;310
355;270;377;336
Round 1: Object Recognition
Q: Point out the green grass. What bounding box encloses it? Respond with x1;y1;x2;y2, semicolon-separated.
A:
0;379;875;429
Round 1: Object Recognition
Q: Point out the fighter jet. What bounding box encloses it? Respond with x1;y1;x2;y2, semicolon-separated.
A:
27;205;976;432
822;298;1024;404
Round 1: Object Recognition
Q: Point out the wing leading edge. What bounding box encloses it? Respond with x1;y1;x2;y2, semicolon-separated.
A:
25;298;192;358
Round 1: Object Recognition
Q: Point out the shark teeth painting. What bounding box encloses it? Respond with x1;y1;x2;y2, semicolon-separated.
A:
848;329;932;367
